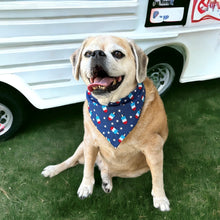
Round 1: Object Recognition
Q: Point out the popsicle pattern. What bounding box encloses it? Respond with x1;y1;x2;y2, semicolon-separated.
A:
86;83;145;148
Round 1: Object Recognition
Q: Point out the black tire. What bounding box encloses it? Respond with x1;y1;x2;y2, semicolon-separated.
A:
0;87;27;141
147;47;184;95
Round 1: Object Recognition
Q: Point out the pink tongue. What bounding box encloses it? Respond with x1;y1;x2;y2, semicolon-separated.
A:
88;77;114;92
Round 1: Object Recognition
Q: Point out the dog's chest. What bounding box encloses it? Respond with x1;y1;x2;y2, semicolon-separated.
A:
86;83;145;148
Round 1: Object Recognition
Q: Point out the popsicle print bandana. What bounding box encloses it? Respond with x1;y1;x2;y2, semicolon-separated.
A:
86;83;145;148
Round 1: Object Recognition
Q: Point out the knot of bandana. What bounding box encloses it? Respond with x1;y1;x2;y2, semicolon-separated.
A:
86;83;145;148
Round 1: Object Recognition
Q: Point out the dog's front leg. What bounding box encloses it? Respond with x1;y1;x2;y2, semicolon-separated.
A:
77;144;98;199
143;135;170;212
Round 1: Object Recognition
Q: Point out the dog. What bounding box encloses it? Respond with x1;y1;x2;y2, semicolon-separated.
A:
42;36;170;211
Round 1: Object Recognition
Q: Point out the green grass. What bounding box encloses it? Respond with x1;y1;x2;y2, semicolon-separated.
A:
0;79;220;220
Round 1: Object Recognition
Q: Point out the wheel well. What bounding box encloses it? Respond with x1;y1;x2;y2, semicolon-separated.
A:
0;82;30;105
147;46;185;81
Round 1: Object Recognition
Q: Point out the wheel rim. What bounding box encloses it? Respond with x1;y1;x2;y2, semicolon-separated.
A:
147;63;175;95
0;103;13;136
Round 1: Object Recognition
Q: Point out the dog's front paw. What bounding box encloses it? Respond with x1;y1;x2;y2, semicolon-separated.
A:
102;179;113;193
77;179;94;199
41;165;59;178
153;196;170;212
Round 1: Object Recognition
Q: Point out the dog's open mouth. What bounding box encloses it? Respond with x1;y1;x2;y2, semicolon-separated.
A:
88;66;124;94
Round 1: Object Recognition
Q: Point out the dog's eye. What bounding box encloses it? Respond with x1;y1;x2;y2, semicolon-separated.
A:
84;51;92;58
112;51;125;59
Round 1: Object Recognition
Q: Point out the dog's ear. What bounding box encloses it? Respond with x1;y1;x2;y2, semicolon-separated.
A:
129;40;148;83
70;48;80;80
70;39;89;80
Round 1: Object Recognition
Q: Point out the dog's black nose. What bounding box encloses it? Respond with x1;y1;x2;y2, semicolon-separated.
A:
91;50;106;58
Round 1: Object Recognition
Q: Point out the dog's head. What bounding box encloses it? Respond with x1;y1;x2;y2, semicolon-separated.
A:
70;36;148;105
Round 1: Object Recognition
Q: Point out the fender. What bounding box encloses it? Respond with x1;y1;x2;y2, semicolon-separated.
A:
0;74;43;109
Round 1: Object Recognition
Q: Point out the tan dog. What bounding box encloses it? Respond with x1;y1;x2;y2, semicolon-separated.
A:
42;36;170;211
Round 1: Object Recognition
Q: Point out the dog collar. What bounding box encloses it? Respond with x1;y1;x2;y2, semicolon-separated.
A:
86;83;145;148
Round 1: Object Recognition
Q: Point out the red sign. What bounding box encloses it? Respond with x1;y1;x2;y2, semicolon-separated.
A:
192;0;220;22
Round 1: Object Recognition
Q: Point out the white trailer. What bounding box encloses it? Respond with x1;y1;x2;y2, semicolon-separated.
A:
0;0;219;140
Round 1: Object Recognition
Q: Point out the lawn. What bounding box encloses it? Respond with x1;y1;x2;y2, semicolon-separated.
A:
0;79;219;220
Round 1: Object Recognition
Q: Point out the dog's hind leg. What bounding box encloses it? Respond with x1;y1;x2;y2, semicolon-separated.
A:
41;141;84;178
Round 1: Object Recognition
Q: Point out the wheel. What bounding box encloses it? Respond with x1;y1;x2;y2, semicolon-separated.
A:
0;88;27;141
147;46;184;96
147;63;175;95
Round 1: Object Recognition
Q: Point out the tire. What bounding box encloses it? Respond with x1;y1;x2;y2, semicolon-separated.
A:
0;88;27;141
147;63;175;95
147;47;184;95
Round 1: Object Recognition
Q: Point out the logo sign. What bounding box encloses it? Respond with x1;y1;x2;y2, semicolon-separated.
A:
150;7;185;23
145;0;190;27
192;0;220;22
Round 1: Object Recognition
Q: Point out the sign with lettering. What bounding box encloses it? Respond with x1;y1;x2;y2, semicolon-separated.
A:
145;0;190;27
192;0;220;22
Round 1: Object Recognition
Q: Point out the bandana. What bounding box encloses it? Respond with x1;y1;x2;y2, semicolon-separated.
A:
86;83;145;148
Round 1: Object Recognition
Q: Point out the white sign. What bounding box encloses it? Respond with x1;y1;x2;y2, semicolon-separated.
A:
150;7;184;23
192;0;220;22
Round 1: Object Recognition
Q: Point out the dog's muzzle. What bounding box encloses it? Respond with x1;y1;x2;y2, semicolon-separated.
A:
87;50;124;94
87;65;123;94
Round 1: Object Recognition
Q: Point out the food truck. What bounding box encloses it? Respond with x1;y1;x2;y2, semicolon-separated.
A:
0;0;220;140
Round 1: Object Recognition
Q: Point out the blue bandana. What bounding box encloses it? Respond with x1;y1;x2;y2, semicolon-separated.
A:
86;83;145;148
